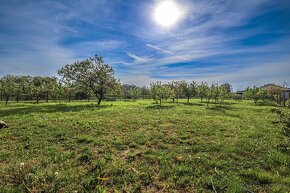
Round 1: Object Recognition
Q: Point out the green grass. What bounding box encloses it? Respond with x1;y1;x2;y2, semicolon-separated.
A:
0;99;289;192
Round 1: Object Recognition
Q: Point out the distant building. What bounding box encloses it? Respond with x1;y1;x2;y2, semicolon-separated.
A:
281;88;290;101
260;83;290;101
236;90;244;95
260;83;283;92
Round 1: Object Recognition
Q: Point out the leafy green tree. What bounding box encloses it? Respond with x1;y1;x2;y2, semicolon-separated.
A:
32;76;46;104
267;85;283;104
198;82;208;102
171;81;184;102
13;75;31;103
141;86;150;99
211;83;220;104
182;81;197;103
219;83;232;103
0;75;16;104
58;55;120;105
122;84;141;100
244;86;267;104
150;81;173;106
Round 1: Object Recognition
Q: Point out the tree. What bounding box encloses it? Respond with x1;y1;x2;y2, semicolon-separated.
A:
141;86;150;99
150;81;173;106
32;76;46;104
182;81;197;103
13;75;31;103
267;85;283;104
211;83;220;104
197;82;208;102
171;81;184;102
219;83;232;103
122;84;141;100
58;55;120;105
244;86;267;104
0;75;16;104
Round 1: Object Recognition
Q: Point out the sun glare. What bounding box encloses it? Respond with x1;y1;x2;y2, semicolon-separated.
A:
153;0;183;28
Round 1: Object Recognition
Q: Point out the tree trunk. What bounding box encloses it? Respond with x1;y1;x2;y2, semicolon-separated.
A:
5;95;9;105
16;94;19;103
159;98;162;106
69;92;71;102
97;93;103;105
187;96;190;103
46;91;49;102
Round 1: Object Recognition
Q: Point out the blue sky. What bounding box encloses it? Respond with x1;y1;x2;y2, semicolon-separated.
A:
0;0;290;90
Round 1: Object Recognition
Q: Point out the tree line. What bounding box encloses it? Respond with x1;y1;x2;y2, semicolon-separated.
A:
0;55;286;106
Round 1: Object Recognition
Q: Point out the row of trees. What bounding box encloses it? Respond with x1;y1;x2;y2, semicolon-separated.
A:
150;81;232;106
0;55;286;106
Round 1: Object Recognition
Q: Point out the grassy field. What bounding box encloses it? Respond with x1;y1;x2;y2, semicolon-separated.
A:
0;99;289;192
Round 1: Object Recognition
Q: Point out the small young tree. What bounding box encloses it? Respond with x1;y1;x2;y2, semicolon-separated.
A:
58;55;120;105
219;83;232;103
122;84;141;100
0;75;16;104
171;81;184;102
197;82;208;102
150;81;173;106
182;81;197;103
141;86;150;99
267;85;283;104
211;83;220;104
244;86;267;104
32;76;46;104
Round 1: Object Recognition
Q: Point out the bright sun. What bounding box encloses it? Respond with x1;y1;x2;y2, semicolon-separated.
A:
153;0;182;28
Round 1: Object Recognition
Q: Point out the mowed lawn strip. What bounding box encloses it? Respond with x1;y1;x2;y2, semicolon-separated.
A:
0;99;289;192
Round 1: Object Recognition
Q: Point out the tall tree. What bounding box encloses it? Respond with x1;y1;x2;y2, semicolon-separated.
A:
58;55;120;105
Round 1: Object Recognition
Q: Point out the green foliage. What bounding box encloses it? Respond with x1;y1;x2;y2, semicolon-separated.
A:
197;81;209;101
150;81;173;106
58;55;120;105
182;81;197;103
244;86;267;103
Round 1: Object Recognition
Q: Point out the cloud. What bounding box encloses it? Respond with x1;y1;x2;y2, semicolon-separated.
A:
127;52;149;63
0;0;289;89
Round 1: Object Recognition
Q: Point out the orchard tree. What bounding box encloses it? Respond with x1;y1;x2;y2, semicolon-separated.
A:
182;81;197;103
267;85;283;104
141;86;150;99
211;83;220;104
14;75;31;103
0;75;16;104
42;77;58;102
219;83;232;103
244;86;267;104
58;55;120;105
150;81;173;106
171;81;184;102
32;76;46;104
122;84;141;100
198;82;208;102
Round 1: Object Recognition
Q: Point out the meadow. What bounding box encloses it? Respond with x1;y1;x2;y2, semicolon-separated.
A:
0;99;289;192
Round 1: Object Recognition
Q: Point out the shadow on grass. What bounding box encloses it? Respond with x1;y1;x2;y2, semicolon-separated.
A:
254;101;278;107
180;102;204;106
145;105;175;110
207;105;237;111
0;103;110;117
